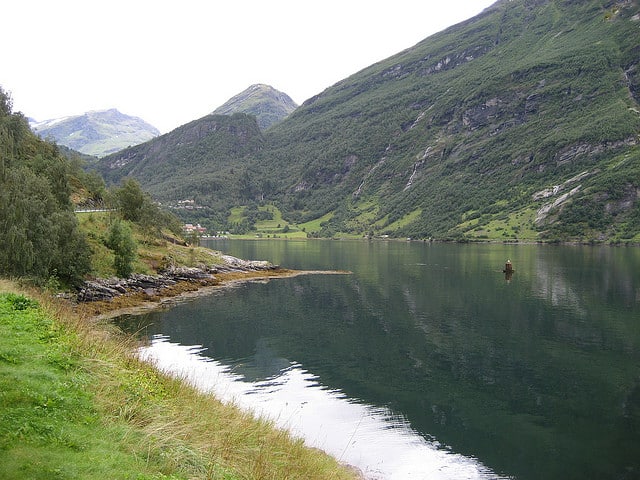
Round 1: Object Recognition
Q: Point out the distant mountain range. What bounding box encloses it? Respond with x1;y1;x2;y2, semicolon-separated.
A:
97;0;640;243
30;109;160;157
212;84;298;130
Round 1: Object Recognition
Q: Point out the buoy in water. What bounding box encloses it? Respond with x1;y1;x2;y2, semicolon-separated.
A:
503;260;514;273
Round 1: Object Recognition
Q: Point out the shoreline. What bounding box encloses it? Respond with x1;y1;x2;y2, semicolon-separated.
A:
78;268;350;320
73;266;361;478
207;235;640;247
0;278;362;480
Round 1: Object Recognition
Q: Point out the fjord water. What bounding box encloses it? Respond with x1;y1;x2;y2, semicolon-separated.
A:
117;240;640;479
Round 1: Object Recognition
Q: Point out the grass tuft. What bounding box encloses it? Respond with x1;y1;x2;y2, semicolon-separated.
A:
0;280;359;480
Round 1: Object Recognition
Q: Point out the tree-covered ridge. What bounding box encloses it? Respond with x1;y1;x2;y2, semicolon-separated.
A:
97;113;266;209
0;88;91;286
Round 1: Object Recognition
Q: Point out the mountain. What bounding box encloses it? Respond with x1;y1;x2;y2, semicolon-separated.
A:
96;113;264;207
31;109;160;157
96;0;640;243
212;84;298;130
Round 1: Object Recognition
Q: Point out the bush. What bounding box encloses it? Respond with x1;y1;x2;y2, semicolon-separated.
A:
106;220;137;278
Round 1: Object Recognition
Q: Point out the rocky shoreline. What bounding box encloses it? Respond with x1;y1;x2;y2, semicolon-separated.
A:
73;255;293;319
70;255;359;478
74;253;350;320
77;255;278;303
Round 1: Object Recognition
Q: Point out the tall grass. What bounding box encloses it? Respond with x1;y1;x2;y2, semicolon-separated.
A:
0;279;359;480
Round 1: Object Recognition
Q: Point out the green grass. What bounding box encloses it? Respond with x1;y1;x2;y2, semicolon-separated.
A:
255;205;285;229
77;211;227;277
252;206;306;237
383;208;423;234
0;282;358;480
299;212;334;233
0;291;172;479
76;211;121;277
228;206;246;224
459;207;540;242
226;205;310;239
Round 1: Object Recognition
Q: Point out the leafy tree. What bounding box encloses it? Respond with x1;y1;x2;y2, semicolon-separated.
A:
67;156;107;208
82;170;107;205
105;220;137;278
0;86;91;286
111;177;183;240
114;178;147;222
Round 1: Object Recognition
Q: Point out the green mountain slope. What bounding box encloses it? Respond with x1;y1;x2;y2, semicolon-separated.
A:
31;109;160;157
97;0;640;242
97;113;264;207
212;84;298;130
257;0;640;241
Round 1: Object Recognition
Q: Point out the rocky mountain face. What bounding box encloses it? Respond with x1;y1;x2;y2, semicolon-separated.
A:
212;84;298;130
96;0;640;242
31;109;160;157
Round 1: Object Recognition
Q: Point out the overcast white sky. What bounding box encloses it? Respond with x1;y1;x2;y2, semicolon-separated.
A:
2;1;496;133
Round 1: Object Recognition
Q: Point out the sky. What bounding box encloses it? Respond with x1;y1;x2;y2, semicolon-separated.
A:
2;0;496;133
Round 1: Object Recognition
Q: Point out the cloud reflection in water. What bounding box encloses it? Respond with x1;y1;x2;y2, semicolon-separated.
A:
140;335;510;480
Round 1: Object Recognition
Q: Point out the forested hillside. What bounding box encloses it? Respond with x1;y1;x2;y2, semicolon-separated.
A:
0;88;92;286
258;0;640;241
97;0;640;242
98;113;265;219
1;86;186;286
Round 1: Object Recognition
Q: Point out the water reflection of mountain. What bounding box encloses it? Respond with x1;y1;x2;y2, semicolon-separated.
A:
532;254;586;316
117;243;640;480
331;245;640;480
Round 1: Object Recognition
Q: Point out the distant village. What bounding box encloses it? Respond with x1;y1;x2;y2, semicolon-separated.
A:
182;223;207;235
169;199;229;238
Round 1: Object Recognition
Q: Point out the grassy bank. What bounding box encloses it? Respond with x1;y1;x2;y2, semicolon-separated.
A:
76;211;231;278
0;280;358;480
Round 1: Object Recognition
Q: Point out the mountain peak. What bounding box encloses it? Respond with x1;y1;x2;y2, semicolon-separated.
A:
212;84;298;130
30;109;160;157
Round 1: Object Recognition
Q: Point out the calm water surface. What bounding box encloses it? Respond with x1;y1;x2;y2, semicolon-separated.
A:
116;240;640;479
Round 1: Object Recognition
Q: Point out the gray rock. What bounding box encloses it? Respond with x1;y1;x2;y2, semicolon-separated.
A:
76;256;278;303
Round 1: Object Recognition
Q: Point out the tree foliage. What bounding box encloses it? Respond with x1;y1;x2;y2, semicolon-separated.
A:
0;87;91;286
111;177;183;238
113;178;147;222
105;220;137;278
